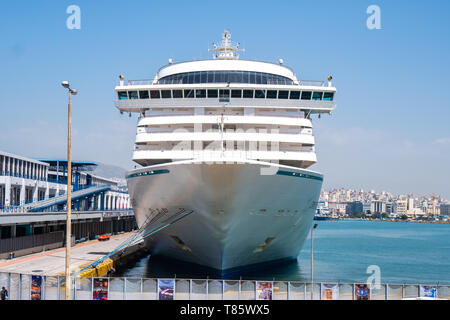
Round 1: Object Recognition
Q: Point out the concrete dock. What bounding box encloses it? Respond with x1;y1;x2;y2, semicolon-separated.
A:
0;232;143;277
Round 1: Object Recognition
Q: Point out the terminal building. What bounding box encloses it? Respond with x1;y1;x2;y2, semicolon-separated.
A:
1;151;130;211
0;150;135;259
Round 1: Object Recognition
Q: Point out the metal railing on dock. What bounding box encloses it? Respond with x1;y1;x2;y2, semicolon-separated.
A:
0;272;448;300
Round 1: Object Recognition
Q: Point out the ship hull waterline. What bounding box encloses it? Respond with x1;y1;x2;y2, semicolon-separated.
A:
126;158;323;273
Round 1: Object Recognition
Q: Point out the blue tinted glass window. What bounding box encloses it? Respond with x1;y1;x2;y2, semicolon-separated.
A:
255;90;266;98
158;71;293;85
184;89;194;98
161;90;171;99
301;91;312;100
207;71;214;83
150;90;160;99
312;92;323;101
243;72;249;83
289;91;300;100
323;92;334;101
187;73;194;84
172;90;183;98
139;90;149;99
266;90;277;99
196;89;206;98
118;91;128;100
194;72;200;83
207;89;218;98
255;73;261;84
128;91;138;99
200;71;207;83
231;89;242;98
243;90;253;98
278;90;289;99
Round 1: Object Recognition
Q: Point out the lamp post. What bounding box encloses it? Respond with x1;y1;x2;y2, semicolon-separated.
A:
310;223;318;300
61;81;77;300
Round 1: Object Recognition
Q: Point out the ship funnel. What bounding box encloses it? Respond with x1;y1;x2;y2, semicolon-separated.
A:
119;75;124;86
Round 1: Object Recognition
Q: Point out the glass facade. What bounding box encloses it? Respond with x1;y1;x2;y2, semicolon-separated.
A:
158;71;294;85
117;89;334;101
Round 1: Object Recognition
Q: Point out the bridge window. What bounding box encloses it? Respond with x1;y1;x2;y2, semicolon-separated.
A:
231;89;242;98
207;89;218;98
301;91;312;100
161;90;171;99
172;90;183;98
290;91;300;100
195;89;206;98
312;92;323;101
128;91;138;99
118;91;128;100
278;90;289;99
254;89;266;99
267;90;277;99
243;90;254;98
150;90;160;99
139;90;149;99
323;92;334;101
184;89;194;98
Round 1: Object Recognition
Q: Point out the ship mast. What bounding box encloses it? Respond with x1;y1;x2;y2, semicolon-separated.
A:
209;30;244;60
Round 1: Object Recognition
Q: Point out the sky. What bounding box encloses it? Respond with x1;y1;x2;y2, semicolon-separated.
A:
0;0;449;199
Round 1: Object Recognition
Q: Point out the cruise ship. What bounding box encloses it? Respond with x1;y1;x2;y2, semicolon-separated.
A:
115;31;336;273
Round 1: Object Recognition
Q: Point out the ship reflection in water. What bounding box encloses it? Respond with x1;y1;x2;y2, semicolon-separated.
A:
114;252;307;281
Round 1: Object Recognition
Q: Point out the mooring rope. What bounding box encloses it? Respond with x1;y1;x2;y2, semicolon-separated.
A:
69;208;194;279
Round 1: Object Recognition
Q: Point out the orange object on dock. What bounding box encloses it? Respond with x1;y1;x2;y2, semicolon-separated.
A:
98;234;110;241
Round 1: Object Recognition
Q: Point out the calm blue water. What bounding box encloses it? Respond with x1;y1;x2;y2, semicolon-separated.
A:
115;221;450;284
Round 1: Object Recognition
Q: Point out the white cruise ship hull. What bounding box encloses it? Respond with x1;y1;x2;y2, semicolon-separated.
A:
126;158;323;272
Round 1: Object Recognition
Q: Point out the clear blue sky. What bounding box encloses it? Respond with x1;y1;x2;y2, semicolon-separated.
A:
0;0;449;199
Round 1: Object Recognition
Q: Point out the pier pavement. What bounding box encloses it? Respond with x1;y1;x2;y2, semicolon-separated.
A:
0;232;137;276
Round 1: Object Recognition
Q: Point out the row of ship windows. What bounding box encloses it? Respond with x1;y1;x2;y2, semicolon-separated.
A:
118;89;334;101
157;71;294;85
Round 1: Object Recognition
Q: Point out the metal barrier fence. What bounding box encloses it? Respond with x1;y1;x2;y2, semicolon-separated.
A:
0;232;64;254
0;272;448;300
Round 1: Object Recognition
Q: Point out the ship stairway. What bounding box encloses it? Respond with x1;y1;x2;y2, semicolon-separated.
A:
71;207;194;278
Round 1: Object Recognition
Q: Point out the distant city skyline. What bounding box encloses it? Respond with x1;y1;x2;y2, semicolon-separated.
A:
0;1;449;198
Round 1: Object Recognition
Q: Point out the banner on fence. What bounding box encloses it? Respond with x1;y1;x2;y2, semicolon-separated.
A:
355;284;370;300
321;283;339;300
256;281;273;300
158;279;174;300
31;275;42;300
93;278;109;300
419;285;437;298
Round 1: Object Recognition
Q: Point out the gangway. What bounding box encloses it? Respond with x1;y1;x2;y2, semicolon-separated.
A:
20;185;111;212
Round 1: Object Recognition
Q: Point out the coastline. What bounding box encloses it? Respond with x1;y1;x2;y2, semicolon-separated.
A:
334;218;450;224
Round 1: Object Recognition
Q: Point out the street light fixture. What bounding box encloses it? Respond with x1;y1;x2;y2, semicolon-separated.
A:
310;223;318;300
61;80;77;300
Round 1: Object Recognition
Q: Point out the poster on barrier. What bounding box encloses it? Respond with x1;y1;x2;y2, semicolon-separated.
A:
158;279;175;300
93;278;109;300
419;285;437;298
31;275;42;300
321;283;339;300
256;281;273;300
355;284;370;300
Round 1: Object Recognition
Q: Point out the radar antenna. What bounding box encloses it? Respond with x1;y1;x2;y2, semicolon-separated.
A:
209;30;244;60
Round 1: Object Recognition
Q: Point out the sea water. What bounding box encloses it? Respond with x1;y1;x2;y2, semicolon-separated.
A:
115;221;450;284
